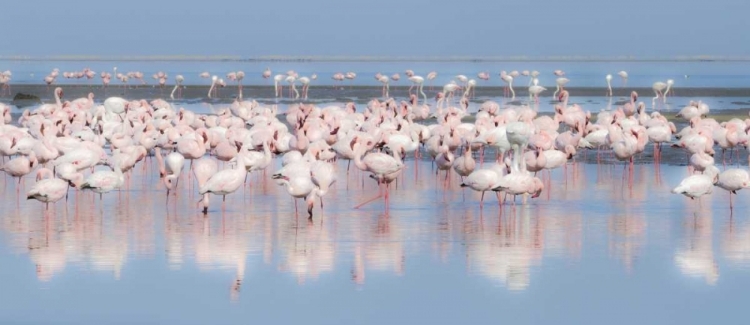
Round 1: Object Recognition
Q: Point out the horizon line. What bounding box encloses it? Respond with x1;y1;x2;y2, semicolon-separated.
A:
0;55;749;62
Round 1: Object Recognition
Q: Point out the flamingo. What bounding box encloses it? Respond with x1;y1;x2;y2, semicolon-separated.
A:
408;76;426;104
460;163;506;209
81;165;125;200
208;76;219;99
170;75;184;100
332;73;345;89
672;165;719;200
285;75;299;99
453;141;476;182
344;72;356;88
262;68;271;80
618;71;628;86
351;139;404;209
716;169;750;210
193;158;218;214
664;79;674;98
492;170;544;205
298;76;311;99
553;77;569;98
377;75;390;98
199;162;247;211
463;79;476;99
606;74;613;96
310;160;336;212
272;171;318;218
164;152;185;198
500;71;515;99
273;74;285;97
427;71;438;90
1;152;38;190
528;79;546;103
26;168;68;210
652;80;672;103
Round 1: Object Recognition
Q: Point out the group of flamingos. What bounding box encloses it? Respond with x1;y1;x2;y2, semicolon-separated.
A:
0;67;747;219
29;67;681;104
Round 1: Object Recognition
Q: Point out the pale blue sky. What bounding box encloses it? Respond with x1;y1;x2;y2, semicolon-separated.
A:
5;0;748;57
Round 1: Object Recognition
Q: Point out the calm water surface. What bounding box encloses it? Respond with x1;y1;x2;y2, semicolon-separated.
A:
1;59;749;324
0;158;748;324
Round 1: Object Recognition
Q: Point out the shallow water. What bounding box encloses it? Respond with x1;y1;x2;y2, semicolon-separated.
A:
4;59;750;88
1;157;749;324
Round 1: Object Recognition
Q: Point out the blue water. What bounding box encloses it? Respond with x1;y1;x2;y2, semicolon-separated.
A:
3;59;750;88
0;160;749;324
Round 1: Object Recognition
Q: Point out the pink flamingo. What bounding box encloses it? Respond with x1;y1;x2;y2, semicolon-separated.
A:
332;72;345;89
273;74;285;97
26;168;68;210
199;162;247;212
262;68;271;80
716;169;750;210
1;151;38;192
426;71;438;90
377;75;390;98
351;138;404;209
298;76;311;99
0;71;11;96
460;163;506;209
193;158;218;214
345;72;356;89
170;75;184;99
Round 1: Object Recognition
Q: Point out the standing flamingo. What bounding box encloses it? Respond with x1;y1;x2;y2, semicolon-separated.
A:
298;76;311;99
345;72;357;89
553;77;569;98
378;75;390;98
606;74;613;96
262;68;271;80
351;139;404;209
427;71;438;90
234;71;245;99
652;81;668;103
273;74;285;97
26;168;68;210
286;75;299;99
618;71;628;86
408;76;426;104
332;73;345;90
170;75;184;100
500;71;515;99
199;162;247;211
716;169;750;210
208;76;218;99
1;152;38;192
194;158;218;214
